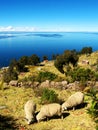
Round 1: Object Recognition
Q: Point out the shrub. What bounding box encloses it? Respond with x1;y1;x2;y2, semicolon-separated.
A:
34;88;59;104
80;47;92;54
67;67;95;82
28;54;40;65
40;88;58;104
36;71;57;82
54;50;78;73
87;89;98;129
3;69;18;83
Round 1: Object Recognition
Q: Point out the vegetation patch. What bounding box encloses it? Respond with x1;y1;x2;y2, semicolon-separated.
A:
0;85;96;130
86;89;98;129
40;88;59;104
36;71;58;82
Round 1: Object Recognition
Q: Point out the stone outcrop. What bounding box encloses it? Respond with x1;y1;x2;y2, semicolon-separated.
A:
8;79;98;91
9;80;18;87
40;80;50;88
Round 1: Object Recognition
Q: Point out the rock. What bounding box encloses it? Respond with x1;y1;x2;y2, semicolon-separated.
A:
9;80;18;87
40;80;50;88
61;81;68;86
33;82;39;88
55;82;63;89
18;82;23;87
67;82;80;91
50;81;55;87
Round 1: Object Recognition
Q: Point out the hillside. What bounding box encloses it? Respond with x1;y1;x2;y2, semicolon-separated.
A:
0;86;96;130
18;51;98;81
0;51;98;130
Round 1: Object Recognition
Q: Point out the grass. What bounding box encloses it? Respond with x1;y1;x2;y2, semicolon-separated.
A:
18;51;98;82
18;61;65;81
78;52;98;68
1;52;98;130
0;85;96;130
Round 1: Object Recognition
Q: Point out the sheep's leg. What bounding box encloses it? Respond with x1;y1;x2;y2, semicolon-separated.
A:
61;114;63;119
46;117;49;121
73;107;75;111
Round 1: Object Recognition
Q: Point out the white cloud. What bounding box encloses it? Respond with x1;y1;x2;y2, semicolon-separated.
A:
0;26;36;32
0;26;98;32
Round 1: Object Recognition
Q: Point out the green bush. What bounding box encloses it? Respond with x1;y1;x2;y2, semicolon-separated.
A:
54;50;78;73
3;69;18;83
87;89;98;129
41;88;58;104
36;71;57;82
80;47;92;54
67;67;95;82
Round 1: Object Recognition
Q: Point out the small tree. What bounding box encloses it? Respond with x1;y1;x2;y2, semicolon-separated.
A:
28;54;40;65
54;50;78;73
54;55;65;73
81;47;93;54
43;55;48;61
18;56;29;66
3;69;18;83
37;71;57;82
52;54;59;60
87;89;98;129
67;67;95;82
40;88;58;104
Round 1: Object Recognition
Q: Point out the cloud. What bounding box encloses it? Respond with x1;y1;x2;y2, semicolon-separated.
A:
0;26;97;32
0;26;36;32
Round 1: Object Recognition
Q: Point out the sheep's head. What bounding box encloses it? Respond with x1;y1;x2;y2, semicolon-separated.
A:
62;106;67;111
36;112;45;122
62;102;69;111
36;113;41;122
25;117;34;125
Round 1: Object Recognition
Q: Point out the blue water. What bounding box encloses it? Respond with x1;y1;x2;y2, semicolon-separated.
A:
0;32;98;67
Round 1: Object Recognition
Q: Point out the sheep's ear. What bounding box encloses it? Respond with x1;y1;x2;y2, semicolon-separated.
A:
64;107;67;110
62;107;67;111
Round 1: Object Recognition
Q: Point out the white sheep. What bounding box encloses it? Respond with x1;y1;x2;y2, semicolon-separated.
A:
62;92;84;111
24;100;36;124
36;103;63;122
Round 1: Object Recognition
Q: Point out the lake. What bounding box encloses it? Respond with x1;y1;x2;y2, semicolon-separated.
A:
0;32;98;67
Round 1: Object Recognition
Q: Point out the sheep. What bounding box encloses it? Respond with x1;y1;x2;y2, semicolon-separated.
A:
24;100;36;124
62;92;84;111
36;103;63;122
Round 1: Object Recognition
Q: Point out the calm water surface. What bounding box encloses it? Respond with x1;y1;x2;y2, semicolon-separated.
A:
0;32;98;67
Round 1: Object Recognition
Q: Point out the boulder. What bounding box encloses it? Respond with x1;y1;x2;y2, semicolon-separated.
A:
40;80;50;88
9;80;18;87
33;82;39;88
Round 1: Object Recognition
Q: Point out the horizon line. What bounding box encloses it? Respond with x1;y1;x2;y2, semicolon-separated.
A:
0;31;98;33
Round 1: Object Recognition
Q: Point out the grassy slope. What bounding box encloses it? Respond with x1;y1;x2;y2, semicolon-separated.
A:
19;51;98;80
1;52;98;130
19;61;65;80
0;86;96;130
78;51;98;68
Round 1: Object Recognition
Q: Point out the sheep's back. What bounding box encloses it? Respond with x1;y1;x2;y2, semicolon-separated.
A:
40;103;61;117
66;92;84;107
24;100;36;114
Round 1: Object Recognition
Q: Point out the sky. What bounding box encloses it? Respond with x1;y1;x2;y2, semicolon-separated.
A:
0;0;98;32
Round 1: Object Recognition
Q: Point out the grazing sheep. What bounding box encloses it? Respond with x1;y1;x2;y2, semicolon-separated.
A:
62;92;84;111
24;100;36;124
36;103;63;122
